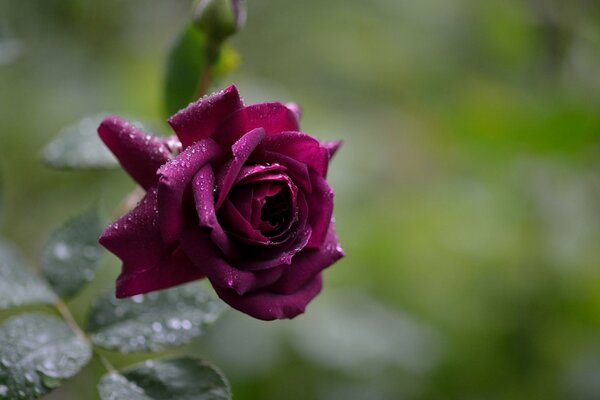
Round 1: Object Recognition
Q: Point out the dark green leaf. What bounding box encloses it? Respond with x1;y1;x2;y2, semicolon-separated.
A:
41;209;103;299
98;357;230;400
0;240;56;310
164;24;213;116
0;313;92;400
87;284;226;353
42;114;118;169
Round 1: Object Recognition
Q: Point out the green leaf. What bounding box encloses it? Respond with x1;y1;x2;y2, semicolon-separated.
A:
41;209;103;299
164;24;213;116
0;240;56;310
0;313;92;400
98;357;230;400
87;284;226;353
42;114;118;169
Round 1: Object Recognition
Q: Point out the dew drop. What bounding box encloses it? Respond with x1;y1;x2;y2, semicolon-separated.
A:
53;243;70;260
131;295;144;304
181;320;192;330
167;318;181;330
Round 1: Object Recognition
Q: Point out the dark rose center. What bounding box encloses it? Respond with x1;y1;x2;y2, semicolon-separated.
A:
259;188;291;237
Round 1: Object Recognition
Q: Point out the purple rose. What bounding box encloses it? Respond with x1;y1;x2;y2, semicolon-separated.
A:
98;85;344;320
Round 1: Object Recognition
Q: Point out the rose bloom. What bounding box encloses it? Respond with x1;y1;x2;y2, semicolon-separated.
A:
98;85;344;320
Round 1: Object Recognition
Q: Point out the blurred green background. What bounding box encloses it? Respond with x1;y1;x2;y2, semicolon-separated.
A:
2;0;600;399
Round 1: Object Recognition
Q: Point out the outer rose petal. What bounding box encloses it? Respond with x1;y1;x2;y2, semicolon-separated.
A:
156;139;221;244
215;127;266;209
306;169;334;248
213;103;300;149
321;140;343;161
180;227;283;295
98;116;171;189
261;131;329;177
285;102;303;121
270;222;344;294
168;85;244;148
98;189;204;298
214;274;323;320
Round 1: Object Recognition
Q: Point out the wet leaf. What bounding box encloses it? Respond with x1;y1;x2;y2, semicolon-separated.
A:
164;24;211;116
0;240;56;310
98;357;230;400
87;284;226;353
42;114;118;169
41;209;103;299
0;313;92;400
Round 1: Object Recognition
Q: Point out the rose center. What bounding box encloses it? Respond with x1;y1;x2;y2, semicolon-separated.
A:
259;189;291;237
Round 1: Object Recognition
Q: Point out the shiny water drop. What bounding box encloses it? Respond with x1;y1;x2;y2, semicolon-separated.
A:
53;243;70;260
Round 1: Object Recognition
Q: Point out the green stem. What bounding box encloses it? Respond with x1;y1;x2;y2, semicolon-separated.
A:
195;40;221;98
54;299;117;373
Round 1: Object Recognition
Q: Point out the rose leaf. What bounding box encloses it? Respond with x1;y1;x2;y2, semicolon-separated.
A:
0;313;92;400
87;283;226;353
98;357;230;400
0;240;56;310
41;114;119;170
41;209;104;299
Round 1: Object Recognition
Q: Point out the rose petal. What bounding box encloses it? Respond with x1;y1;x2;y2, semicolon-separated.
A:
213;103;300;149
321;140;343;160
180;226;283;295
261;131;329;177
285;102;303;121
168;85;244;148
98;116;172;189
192;165;238;258
234;164;287;186
270;222;344;294
115;247;203;298
219;198;267;243
215;127;265;209
213;273;323;320
156;139;221;244
98;189;204;298
250;150;312;194
237;226;312;271
306;169;334;248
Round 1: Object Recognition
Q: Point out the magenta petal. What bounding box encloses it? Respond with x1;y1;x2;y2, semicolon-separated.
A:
271;222;344;294
234;164;287;185
193;165;238;258
306;169;334;248
251;150;312;194
156;139;221;244
321;140;343;160
213;103;300;149
180;227;283;295
98;189;204;298
261;131;329;177
116;247;203;298
285;102;303;121
220;199;267;243
215;127;265;209
213;274;323;320
168;85;244;148
98;116;172;189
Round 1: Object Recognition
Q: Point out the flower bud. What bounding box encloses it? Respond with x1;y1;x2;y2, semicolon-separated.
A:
193;0;246;42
